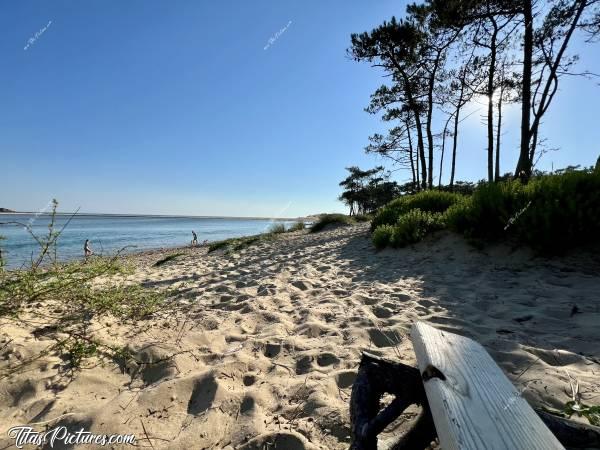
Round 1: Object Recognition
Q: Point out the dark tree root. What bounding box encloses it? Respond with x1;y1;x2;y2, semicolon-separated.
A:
350;352;600;450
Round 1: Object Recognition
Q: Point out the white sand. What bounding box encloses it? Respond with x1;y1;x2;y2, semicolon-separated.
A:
1;223;599;449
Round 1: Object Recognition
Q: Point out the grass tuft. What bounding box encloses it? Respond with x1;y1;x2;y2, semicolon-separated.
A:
268;223;287;234
153;252;185;267
208;233;276;254
310;214;354;233
288;221;306;232
0;201;170;373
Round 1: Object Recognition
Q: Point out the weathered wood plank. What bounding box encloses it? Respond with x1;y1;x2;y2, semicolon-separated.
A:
411;322;564;450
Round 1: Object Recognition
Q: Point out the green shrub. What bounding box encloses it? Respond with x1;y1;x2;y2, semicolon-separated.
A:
288;222;306;232
390;209;445;247
456;180;529;240
310;214;353;233
371;190;464;231
370;205;404;231
353;214;372;223
370;170;600;253
516;171;600;251
372;209;445;249
443;170;600;252
372;225;394;249
268;223;287;234
443;198;473;234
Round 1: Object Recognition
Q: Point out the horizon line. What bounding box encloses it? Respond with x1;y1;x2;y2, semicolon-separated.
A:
0;210;317;220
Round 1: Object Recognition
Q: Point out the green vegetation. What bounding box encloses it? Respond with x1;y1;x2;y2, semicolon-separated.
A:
208;233;274;253
268;223;287;234
371;190;464;231
450;170;600;252
208;221;309;253
373;209;445;249
310;214;354;233
288;221;306;232
353;214;373;223
153;252;185;267
309;213;374;233
0;235;5;271
545;401;600;427
371;170;600;253
372;224;395;249
0;201;170;372
339;166;400;215
350;1;600;189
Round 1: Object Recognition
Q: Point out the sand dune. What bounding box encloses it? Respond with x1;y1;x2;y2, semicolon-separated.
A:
1;224;599;449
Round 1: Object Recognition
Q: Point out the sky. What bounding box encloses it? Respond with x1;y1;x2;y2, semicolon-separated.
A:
1;1;599;218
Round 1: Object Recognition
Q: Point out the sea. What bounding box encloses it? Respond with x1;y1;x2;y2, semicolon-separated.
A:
0;213;301;269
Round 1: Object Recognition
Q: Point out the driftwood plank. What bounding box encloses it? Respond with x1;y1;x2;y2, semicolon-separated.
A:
411;322;564;450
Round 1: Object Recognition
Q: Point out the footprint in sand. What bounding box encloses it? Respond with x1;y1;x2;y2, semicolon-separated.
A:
372;305;393;319
238;432;309;450
264;343;281;358
291;280;312;291
187;373;218;415
295;355;314;375
335;370;357;389
239;395;255;415
368;328;403;348
243;375;256;386
316;353;340;367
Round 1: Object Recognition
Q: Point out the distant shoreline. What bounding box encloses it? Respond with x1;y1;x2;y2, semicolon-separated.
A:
0;212;312;221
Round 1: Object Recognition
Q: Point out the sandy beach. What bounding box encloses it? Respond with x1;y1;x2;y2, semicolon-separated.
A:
1;224;599;449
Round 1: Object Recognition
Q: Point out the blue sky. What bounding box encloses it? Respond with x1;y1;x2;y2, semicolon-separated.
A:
1;1;599;217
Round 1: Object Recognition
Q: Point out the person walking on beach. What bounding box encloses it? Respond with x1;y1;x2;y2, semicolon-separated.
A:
191;231;198;246
84;239;93;257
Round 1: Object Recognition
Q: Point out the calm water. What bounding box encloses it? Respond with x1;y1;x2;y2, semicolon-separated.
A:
0;214;298;269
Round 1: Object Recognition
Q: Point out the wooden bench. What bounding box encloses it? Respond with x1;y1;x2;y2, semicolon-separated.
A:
350;322;600;450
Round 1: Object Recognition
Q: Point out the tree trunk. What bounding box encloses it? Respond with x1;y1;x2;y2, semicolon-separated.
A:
393;62;427;190
449;83;465;189
516;0;533;181
495;84;503;182
487;21;499;183
407;123;416;190
439;114;453;189
403;77;426;189
426;70;437;189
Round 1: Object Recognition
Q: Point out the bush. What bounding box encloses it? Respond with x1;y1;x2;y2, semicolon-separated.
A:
372;210;444;249
353;214;372;223
443;199;473;234
516;171;600;251
370;170;600;253
443;180;526;240
310;214;353;233
390;209;445;247
372;225;394;249
371;190;464;231
444;170;600;252
288;222;306;232
268;223;287;234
